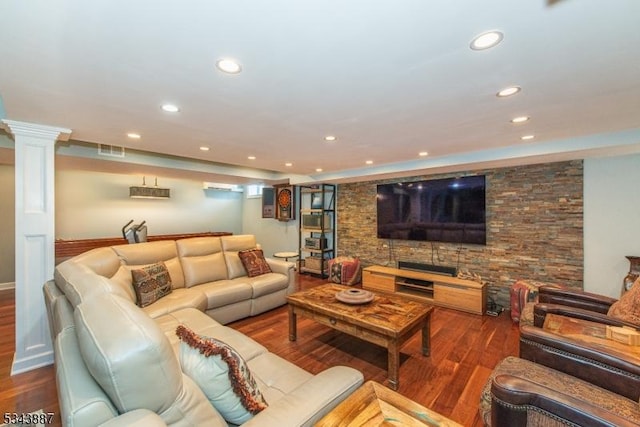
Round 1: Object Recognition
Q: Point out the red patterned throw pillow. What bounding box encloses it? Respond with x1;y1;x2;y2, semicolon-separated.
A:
131;262;172;307
176;325;268;424
238;248;272;277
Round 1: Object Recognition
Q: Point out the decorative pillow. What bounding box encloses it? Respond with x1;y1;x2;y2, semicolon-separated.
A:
238;248;272;278
608;276;640;324
131;262;172;307
176;325;268;424
328;256;362;285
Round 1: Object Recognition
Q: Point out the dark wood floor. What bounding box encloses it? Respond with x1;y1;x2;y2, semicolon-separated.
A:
0;274;519;426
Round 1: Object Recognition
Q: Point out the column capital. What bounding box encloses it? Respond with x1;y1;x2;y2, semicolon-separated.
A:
2;119;72;142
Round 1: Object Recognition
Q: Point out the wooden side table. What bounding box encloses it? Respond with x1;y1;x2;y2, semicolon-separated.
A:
273;251;299;262
315;380;462;426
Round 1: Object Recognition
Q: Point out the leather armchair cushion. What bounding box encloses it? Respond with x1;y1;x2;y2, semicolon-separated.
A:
480;356;640;426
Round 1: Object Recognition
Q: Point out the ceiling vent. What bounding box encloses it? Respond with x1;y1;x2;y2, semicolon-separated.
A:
203;182;244;192
98;144;125;158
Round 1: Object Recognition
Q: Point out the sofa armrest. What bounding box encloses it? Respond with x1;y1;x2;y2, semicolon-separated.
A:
491;374;637;427
533;303;636;328
538;286;617;314
265;257;294;276
98;409;167;427
241;366;363;427
519;325;640;400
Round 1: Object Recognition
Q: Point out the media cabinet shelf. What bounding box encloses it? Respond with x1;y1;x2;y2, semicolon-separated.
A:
362;265;487;315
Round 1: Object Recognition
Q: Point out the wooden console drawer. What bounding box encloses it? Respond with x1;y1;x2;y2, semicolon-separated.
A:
363;270;396;292
434;284;483;314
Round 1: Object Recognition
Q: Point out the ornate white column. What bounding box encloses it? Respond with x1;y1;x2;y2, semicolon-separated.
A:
2;119;71;374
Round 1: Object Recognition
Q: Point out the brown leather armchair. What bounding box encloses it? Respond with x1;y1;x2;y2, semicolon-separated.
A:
521;285;640;395
480;286;640;426
486;361;640;426
532;285;638;328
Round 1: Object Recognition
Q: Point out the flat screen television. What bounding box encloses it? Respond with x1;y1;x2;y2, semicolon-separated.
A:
376;175;486;245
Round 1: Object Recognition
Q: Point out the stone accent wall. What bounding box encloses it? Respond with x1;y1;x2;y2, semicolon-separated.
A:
336;161;583;308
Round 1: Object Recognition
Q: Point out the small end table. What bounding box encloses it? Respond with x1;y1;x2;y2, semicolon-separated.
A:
273;251;299;262
273;251;299;270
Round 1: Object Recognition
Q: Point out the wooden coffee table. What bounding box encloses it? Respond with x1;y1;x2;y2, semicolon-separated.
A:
287;284;433;390
315;380;462;426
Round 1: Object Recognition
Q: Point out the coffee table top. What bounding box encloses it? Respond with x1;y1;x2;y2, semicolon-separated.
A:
287;284;433;337
315;380;462;427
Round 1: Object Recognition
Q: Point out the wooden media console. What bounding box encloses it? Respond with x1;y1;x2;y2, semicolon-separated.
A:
362;265;487;315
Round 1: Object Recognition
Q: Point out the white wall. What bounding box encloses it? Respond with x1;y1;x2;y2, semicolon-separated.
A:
584;153;640;297
56;169;243;239
242;194;299;259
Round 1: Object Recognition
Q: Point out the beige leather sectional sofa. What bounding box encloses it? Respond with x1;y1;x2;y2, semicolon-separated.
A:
44;234;364;426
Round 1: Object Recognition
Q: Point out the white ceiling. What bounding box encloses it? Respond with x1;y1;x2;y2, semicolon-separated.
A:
1;0;639;184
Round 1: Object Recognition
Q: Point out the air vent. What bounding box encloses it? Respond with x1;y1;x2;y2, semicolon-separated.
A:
203;182;244;192
98;144;125;158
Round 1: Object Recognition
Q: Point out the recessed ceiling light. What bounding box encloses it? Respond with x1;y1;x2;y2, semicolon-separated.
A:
285;162;292;167
127;133;141;139
200;146;210;151
161;104;180;113
497;86;521;97
365;160;373;165
511;116;530;124
470;31;504;50
247;155;256;160
521;135;535;140
419;151;429;157
216;58;242;74
315;168;323;172
324;135;337;142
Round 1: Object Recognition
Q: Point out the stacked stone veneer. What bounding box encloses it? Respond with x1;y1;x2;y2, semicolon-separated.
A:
336;160;583;308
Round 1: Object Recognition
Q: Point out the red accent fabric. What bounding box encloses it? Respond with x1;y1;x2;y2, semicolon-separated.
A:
238;248;272;277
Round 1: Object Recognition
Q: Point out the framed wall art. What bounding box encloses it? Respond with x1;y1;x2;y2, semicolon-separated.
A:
262;187;275;218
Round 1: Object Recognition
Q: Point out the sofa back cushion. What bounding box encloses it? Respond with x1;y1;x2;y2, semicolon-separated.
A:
112;241;185;289
221;235;258;279
74;292;225;425
75;293;183;411
177;237;228;287
60;270;133;308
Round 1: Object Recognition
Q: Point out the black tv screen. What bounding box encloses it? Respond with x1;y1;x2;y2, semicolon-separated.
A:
376;175;486;245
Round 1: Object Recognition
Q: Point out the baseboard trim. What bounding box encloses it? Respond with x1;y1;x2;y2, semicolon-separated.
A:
0;282;15;291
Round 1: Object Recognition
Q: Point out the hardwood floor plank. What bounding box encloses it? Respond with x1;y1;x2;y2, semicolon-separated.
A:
0;273;519;426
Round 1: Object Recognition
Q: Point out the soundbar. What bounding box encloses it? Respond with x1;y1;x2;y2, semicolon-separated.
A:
397;261;457;277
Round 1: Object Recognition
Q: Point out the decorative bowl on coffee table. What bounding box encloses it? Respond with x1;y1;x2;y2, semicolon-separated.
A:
335;288;374;304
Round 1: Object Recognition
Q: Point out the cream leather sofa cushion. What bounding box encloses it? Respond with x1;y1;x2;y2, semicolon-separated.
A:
177;237;228;287
55;326;119;426
58;270;132;308
74;293;222;425
112;241;186;289
221;234;258;279
142;288;207;318
58;247;122;279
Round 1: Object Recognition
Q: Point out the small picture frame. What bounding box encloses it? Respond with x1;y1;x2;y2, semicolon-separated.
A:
311;193;323;209
262;187;275;218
